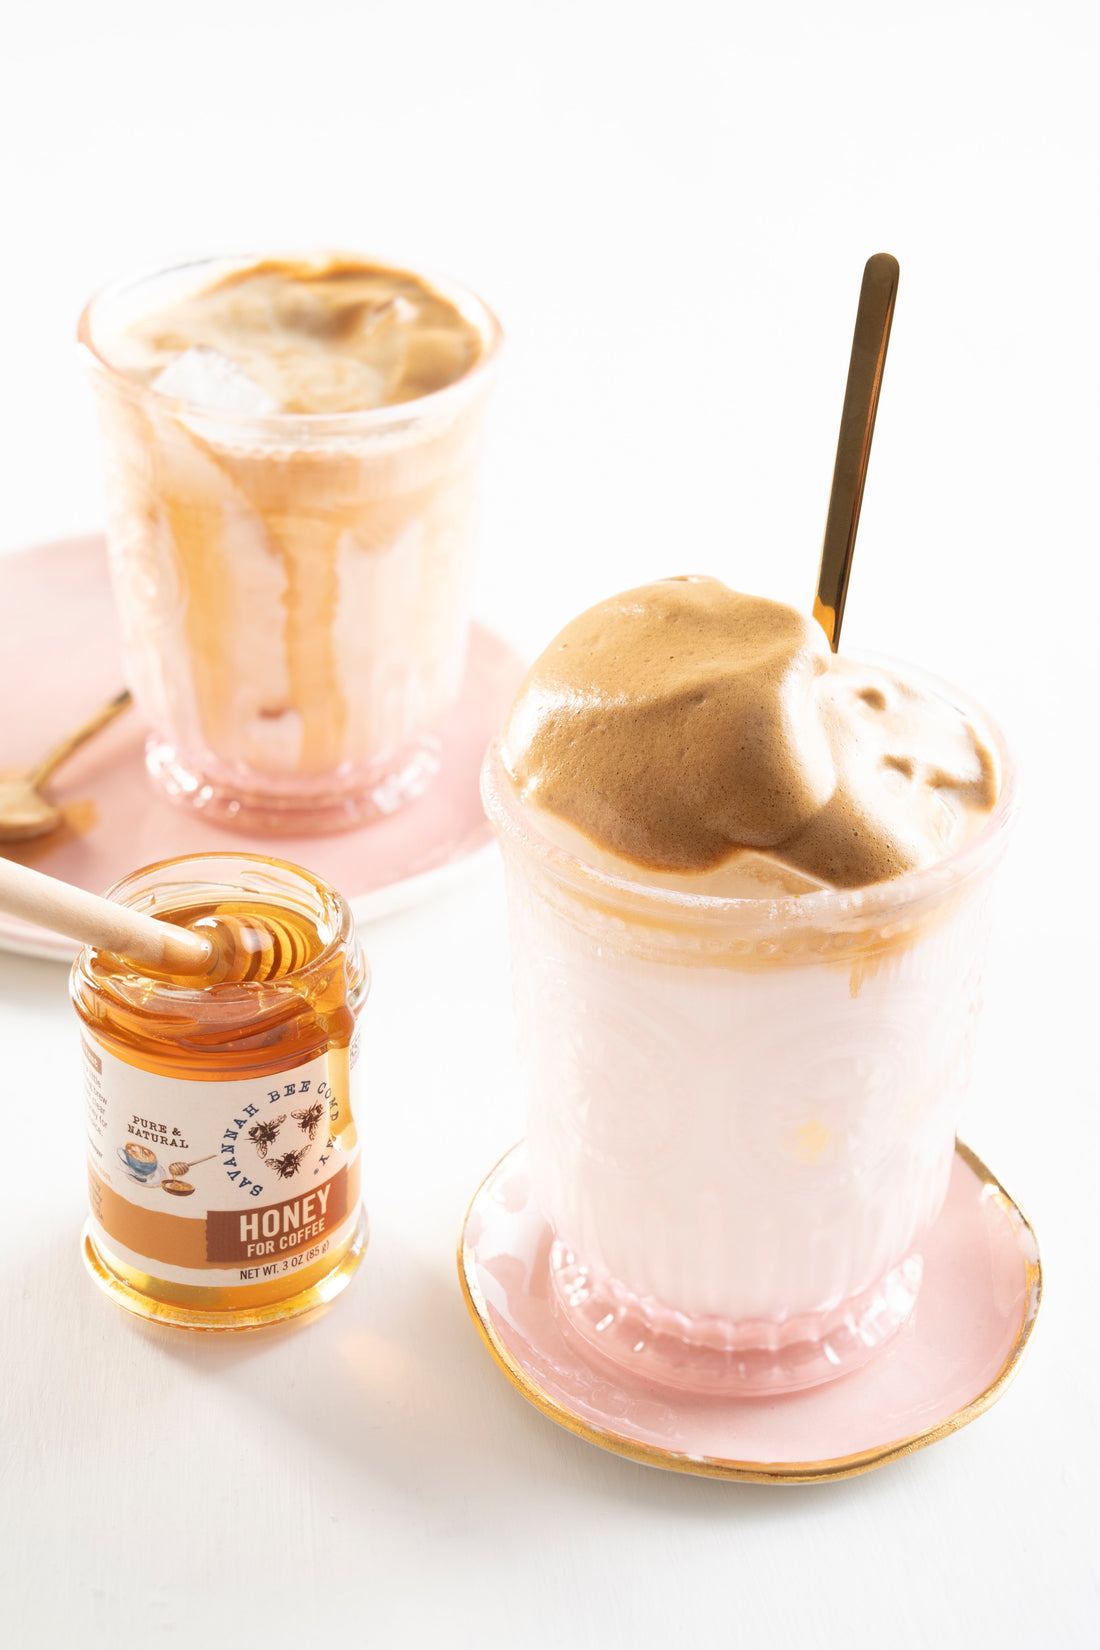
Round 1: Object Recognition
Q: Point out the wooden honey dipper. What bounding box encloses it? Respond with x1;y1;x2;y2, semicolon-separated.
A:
0;857;307;983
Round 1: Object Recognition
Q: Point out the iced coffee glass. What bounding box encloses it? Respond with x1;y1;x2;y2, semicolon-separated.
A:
79;256;501;832
482;685;1017;1396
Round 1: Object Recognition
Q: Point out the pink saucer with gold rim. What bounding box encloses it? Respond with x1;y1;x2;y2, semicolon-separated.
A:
459;1140;1041;1483
0;536;525;957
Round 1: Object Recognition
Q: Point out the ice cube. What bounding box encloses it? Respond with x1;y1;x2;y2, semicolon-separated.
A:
153;346;280;415
356;295;417;399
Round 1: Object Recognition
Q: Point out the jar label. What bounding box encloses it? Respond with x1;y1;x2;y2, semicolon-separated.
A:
83;1036;362;1289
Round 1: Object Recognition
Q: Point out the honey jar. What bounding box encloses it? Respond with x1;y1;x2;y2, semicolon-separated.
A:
71;852;368;1329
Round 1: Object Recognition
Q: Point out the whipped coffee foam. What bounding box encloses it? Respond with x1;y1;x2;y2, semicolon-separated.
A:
100;256;485;415
502;577;998;891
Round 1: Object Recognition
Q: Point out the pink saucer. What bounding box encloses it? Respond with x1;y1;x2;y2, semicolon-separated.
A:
0;536;525;958
459;1141;1041;1483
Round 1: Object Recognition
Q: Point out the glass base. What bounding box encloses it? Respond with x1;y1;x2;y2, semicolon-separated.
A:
548;1240;923;1396
145;735;442;835
82;1211;368;1332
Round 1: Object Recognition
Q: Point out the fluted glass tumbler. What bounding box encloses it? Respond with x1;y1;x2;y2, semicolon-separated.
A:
482;682;1016;1396
79;257;501;833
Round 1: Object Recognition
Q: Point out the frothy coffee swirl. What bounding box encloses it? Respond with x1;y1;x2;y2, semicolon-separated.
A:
501;577;997;890
101;256;484;414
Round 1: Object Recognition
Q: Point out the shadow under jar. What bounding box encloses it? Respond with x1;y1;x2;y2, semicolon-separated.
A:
79;255;502;833
481;687;1017;1396
72;852;369;1330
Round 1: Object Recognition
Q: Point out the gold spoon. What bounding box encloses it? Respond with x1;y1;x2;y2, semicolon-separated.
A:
0;689;132;842
813;253;900;651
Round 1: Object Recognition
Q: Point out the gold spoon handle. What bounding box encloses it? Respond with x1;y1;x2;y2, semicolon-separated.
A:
27;689;133;788
813;253;899;651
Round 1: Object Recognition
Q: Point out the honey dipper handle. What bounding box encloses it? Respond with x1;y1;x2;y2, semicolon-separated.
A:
0;857;212;972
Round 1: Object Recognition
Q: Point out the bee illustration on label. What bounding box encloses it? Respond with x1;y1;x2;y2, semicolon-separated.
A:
292;1101;325;1140
248;1116;286;1158
268;1146;310;1180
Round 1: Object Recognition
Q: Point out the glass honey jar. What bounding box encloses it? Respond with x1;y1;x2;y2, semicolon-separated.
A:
71;852;368;1330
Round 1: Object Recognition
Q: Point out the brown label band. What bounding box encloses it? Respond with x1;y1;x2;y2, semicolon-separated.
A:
88;1158;360;1272
206;1171;348;1264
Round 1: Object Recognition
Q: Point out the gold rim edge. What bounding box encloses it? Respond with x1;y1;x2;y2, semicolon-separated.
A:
456;1138;1043;1485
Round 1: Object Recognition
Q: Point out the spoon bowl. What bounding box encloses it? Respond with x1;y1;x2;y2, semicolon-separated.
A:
0;689;131;844
0;776;63;842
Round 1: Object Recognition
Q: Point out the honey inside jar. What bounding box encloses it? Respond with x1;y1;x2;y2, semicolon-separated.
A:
72;854;369;1330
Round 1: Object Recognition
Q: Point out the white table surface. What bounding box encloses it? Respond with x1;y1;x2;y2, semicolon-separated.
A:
1;3;1097;1646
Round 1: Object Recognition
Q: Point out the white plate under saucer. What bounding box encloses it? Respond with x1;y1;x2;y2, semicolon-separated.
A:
0;535;525;958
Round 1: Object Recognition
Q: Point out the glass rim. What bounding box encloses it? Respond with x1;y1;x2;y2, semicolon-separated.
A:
481;661;1019;932
77;249;504;434
74;850;360;999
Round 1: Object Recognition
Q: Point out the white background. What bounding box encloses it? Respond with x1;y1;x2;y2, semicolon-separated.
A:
1;2;1097;1646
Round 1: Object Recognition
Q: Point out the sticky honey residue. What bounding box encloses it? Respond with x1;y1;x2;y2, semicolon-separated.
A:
1;798;99;866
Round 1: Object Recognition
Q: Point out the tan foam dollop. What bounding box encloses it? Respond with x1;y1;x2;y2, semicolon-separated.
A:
501;577;998;891
104;256;484;414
